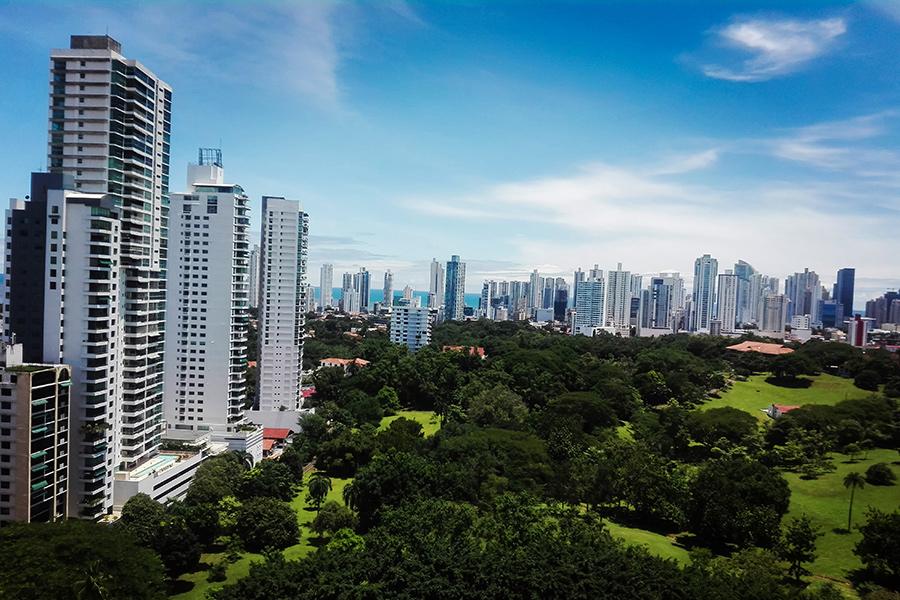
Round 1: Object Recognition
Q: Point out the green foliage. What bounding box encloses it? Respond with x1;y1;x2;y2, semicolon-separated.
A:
854;370;882;391
376;416;424;453
310;500;357;537
233;497;300;553
854;508;900;588
315;426;376;477
207;561;228;583
119;494;202;578
308;472;333;511
777;515;821;582
375;385;401;412
0;520;166;600
119;492;167;546
690;457;791;549
467;384;528;429
278;442;309;479
688;406;758;447
770;354;819;382
185;452;248;506
866;463;897;486
239;460;296;501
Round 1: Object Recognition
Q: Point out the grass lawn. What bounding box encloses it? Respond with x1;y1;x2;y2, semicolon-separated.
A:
783;448;900;584
702;374;871;422
605;521;691;564
171;473;352;599
379;409;440;436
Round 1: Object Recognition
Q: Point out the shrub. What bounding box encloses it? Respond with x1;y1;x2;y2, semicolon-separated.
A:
865;463;897;486
208;561;228;583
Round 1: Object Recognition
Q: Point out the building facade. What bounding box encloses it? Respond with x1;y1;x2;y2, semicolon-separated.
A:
390;299;437;351
383;270;393;308
429;259;445;309
716;272;739;333
165;155;250;434
319;263;333;310
258;196;308;411
248;244;260;309
691;254;718;332
444;255;466;321
573;277;605;336
0;343;71;524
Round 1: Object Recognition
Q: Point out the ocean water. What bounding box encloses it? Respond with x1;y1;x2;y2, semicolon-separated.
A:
318;287;480;309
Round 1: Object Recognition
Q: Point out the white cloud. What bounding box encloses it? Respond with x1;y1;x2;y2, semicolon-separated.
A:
702;16;846;82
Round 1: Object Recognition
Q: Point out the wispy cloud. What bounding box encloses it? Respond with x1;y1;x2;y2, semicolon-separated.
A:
701;15;847;82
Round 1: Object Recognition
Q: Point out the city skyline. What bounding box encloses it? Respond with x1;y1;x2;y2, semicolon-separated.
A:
1;3;898;299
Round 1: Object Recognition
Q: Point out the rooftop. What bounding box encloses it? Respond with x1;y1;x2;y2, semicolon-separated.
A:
725;341;794;355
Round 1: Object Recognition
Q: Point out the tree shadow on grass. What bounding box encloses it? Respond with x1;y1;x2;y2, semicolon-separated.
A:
765;376;813;389
832;527;851;535
168;580;195;596
307;535;329;549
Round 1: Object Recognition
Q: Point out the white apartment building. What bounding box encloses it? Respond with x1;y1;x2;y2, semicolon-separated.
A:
258;196;308;411
5;174;125;519
573;277;606;336
390;298;437;351
165;156;250;434
716;272;739;333
606;264;631;334
692;254;718;332
249;244;260;309
383;270;394;308
320;263;334;309
49;35;172;476
429;259;445;308
761;294;790;335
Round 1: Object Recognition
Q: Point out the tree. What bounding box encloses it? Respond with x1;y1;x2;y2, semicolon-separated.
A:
865;463;897;486
0;520;166;600
240;460;296;501
854;370;881;391
185;453;248;505
690;457;791;548
119;493;166;547
854;508;900;587
278;442;309;480
376;416;424;453
688;406;758;447
843;471;866;532
375;386;401;413
308;472;333;512
845;442;862;462
342;481;359;511
770;354;818;383
233;497;300;552
777;515;821;582
315;427;377;477
467;384;528;429
310;501;356;539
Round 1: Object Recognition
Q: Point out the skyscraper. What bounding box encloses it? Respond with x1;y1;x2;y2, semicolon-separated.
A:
716;271;739;333
429;259;445;308
354;267;371;312
833;268;855;323
606;263;631;333
573;269;585;308
480;280;495;319
639;274;683;332
49;35;172;476
340;272;355;313
761;294;790;333
785;268;822;325
319;264;334;309
5;173;124;519
528;270;543;312
691;254;718;331
444;255;467;321
258;196;308;411
553;283;569;322
733;260;756;325
249;244;261;309
383;270;394;308
573;276;605;336
165;154;249;434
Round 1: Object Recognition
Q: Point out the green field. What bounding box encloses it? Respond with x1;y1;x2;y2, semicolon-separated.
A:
702;374;871;422
605;521;691;564
379;409;440;436
172;473;351;599
784;449;899;584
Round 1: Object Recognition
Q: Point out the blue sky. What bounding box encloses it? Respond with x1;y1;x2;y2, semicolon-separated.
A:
1;1;899;305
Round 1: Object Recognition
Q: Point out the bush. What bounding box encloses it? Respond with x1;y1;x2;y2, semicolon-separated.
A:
233;497;300;552
855;370;881;391
208;561;228;583
866;463;897;486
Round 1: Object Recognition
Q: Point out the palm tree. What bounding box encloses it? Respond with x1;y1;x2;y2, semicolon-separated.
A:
308;472;332;512
73;560;110;600
342;481;359;511
843;471;866;532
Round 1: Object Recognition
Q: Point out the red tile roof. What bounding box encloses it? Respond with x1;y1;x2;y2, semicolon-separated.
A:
442;345;487;357
726;341;794;355
263;428;292;441
773;404;801;413
320;357;371;367
262;439;275;452
301;387;316;398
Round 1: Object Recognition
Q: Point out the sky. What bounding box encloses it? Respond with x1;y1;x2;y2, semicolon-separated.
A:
1;1;899;307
